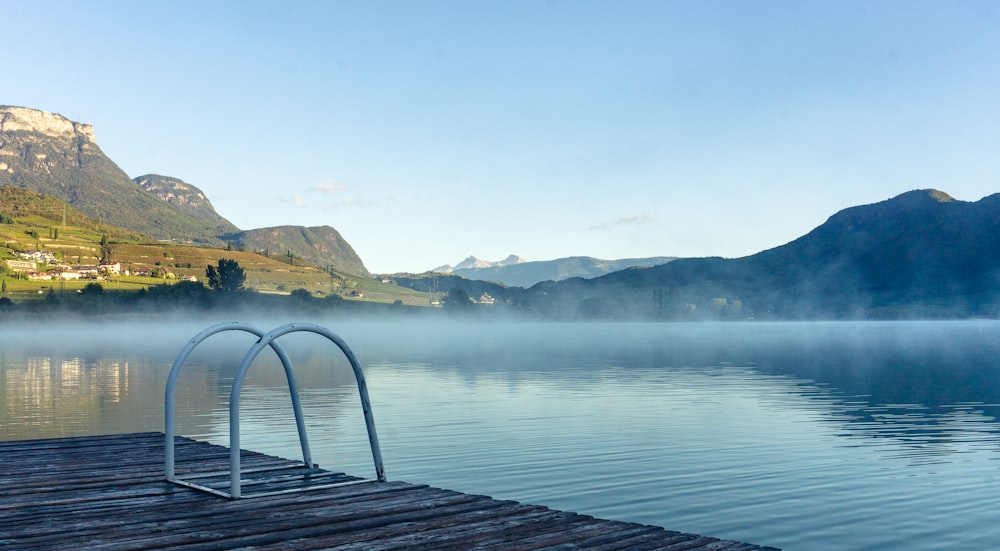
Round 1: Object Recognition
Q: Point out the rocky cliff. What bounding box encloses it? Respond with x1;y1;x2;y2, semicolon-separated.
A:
0;105;230;244
134;174;238;235
0;105;95;142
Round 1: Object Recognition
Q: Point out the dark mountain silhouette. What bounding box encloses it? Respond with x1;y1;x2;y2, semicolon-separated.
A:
523;190;1000;319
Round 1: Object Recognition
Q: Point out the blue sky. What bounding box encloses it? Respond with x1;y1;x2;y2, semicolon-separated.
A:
5;1;1000;273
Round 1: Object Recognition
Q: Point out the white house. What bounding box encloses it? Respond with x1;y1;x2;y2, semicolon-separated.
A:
99;262;121;275
18;250;57;264
5;259;35;272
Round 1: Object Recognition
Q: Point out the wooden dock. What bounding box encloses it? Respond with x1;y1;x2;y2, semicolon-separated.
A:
0;432;777;550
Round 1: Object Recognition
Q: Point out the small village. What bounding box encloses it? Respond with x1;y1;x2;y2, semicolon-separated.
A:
3;249;198;283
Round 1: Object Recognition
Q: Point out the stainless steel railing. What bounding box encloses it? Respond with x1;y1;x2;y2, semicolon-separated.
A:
164;322;385;499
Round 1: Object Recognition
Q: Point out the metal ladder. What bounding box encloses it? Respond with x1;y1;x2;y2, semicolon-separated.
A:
164;322;385;499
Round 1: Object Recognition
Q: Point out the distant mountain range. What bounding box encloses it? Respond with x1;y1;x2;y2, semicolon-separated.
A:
432;255;677;288
434;254;526;272
6;107;999;319
524;190;1000;319
0;105;369;276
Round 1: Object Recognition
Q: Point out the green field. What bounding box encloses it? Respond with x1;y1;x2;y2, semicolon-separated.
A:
1;222;440;307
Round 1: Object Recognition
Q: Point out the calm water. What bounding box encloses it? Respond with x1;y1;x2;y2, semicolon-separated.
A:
3;319;1000;550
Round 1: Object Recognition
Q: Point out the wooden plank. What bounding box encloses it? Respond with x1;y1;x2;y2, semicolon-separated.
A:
35;486;481;549
0;455;299;496
566;524;673;550
4;480;421;536
5;482;424;548
342;510;599;550
0;433;779;550
158;498;512;551
268;505;561;551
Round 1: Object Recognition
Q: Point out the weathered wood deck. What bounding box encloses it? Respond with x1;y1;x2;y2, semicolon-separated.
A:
0;432;777;550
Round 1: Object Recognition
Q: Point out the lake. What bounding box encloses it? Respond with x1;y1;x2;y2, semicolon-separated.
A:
3;318;1000;550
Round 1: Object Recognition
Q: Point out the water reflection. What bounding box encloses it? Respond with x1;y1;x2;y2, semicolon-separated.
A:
340;320;1000;459
2;354;130;438
3;320;1000;550
4;320;1000;463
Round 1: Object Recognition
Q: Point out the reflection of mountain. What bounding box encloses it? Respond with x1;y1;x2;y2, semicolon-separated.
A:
733;323;1000;406
335;320;1000;464
737;323;1000;463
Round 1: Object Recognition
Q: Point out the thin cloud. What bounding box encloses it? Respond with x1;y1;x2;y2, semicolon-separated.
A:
321;193;402;210
321;196;377;210
588;214;658;231
278;195;309;207
308;176;392;209
308;177;351;195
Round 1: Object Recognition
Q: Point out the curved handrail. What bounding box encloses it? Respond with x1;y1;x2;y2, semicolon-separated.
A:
164;322;312;481
227;322;385;498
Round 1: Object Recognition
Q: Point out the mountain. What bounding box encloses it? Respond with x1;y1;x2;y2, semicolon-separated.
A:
1;106;369;274
0;186;145;242
0;105;229;244
523;190;1000;319
134;174;238;236
220;225;369;276
434;255;676;288
434;254;525;273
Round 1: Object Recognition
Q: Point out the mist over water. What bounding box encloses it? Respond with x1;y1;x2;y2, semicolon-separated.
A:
3;318;1000;550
